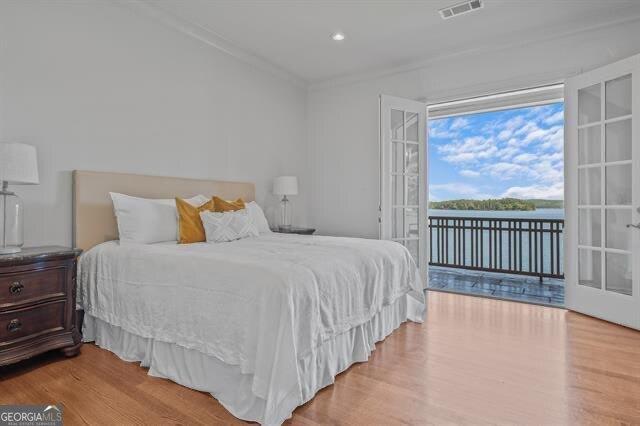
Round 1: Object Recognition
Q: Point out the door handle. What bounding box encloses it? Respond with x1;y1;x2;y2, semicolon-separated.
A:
626;223;640;229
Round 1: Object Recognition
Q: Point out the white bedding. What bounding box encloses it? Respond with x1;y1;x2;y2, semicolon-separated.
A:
78;233;425;424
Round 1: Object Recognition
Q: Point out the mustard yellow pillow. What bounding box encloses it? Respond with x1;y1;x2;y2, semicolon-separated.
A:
212;196;245;212
176;197;216;244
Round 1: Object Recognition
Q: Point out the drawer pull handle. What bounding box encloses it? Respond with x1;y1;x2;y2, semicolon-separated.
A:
9;281;24;295
7;319;22;333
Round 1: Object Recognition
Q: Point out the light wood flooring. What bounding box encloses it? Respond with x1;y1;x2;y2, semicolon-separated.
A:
2;291;640;425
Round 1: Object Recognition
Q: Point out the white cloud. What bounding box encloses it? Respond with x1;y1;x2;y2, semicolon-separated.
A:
501;182;564;199
430;183;494;200
460;169;480;178
531;160;564;184
504;115;526;131
437;136;498;164
498;141;522;161
539;127;564;151
429;103;565;200
450;117;469;131
544;110;564;125
541;151;564;162
430;183;477;194
482;162;530;180
513;153;537;164
429;119;459;138
523;125;562;145
498;129;512;141
514;121;539;139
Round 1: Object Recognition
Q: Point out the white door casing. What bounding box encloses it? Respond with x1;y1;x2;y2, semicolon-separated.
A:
379;95;428;284
565;53;640;329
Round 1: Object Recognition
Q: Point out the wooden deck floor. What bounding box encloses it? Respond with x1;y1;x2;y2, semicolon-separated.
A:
2;291;640;425
429;266;565;307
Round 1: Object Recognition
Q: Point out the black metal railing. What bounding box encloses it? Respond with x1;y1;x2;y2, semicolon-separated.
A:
428;216;564;280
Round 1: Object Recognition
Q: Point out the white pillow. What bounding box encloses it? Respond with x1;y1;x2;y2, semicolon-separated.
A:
246;201;272;234
110;193;208;244
155;194;209;208
200;209;259;243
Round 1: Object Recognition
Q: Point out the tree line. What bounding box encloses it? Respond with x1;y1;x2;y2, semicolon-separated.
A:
429;198;563;211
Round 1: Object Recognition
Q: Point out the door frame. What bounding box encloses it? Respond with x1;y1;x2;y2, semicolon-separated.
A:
564;53;640;329
379;95;429;284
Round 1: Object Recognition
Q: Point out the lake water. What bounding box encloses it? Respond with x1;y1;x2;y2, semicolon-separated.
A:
427;208;564;276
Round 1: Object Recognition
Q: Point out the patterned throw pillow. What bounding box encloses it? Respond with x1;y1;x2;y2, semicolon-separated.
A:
200;209;259;243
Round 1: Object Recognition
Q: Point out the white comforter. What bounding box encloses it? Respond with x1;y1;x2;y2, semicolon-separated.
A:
78;233;425;423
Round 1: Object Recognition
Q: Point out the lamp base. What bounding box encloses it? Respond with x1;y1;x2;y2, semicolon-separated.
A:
280;195;292;228
0;247;21;255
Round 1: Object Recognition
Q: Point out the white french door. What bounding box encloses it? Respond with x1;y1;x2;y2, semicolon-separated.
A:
565;54;640;329
379;95;428;283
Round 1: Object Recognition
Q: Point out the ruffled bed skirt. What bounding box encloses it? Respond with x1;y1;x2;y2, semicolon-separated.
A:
82;294;424;425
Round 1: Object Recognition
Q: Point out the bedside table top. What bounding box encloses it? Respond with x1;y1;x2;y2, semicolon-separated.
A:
0;246;82;265
272;226;316;235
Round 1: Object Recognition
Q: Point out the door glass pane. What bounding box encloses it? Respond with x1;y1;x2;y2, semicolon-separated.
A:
578;83;601;125
579;248;601;289
579;208;601;247
406;143;418;174
392;175;404;205
605;164;631;205
578;125;600;165
407;175;418;205
392;208;404;238
606;252;632;296
606;74;632;119
391;109;404;140
405;208;418;238
578;167;601;205
406;112;418;142
392;142;404;173
606;208;631;251
605;119;632;162
405;239;419;265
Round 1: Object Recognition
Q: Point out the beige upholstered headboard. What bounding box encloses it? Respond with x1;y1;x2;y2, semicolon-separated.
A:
72;170;255;251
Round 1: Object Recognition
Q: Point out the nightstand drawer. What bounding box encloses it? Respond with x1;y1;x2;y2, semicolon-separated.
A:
0;301;66;346
0;266;66;308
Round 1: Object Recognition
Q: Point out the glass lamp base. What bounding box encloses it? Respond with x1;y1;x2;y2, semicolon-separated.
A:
0;246;21;255
1;184;24;254
280;196;293;228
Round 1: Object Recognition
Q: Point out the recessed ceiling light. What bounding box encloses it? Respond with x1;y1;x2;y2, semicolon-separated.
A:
331;32;345;42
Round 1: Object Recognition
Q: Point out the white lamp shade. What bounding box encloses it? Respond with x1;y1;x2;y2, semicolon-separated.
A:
273;176;298;195
0;143;39;185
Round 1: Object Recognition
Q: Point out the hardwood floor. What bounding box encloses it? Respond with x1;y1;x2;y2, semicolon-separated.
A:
2;291;640;425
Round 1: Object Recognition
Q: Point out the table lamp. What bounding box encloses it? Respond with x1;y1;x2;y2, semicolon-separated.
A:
0;143;39;254
273;176;298;229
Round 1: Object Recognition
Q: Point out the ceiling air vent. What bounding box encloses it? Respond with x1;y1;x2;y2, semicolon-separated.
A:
439;0;483;20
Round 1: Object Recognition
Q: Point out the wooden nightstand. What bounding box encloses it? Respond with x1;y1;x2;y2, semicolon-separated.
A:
271;226;316;235
0;246;82;366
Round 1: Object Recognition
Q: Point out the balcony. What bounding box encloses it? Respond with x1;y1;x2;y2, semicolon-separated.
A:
427;216;565;307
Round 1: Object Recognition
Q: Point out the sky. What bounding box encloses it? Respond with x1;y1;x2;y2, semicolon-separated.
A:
428;102;564;201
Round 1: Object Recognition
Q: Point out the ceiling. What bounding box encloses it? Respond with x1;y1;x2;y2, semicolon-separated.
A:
151;0;640;85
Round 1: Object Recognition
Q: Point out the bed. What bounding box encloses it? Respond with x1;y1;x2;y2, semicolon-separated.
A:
74;170;426;425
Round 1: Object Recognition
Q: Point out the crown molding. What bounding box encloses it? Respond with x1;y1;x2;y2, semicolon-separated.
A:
113;0;308;89
309;10;640;92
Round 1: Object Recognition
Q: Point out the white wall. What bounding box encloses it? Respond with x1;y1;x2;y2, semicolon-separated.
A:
307;19;640;239
0;0;308;247
4;1;640;246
